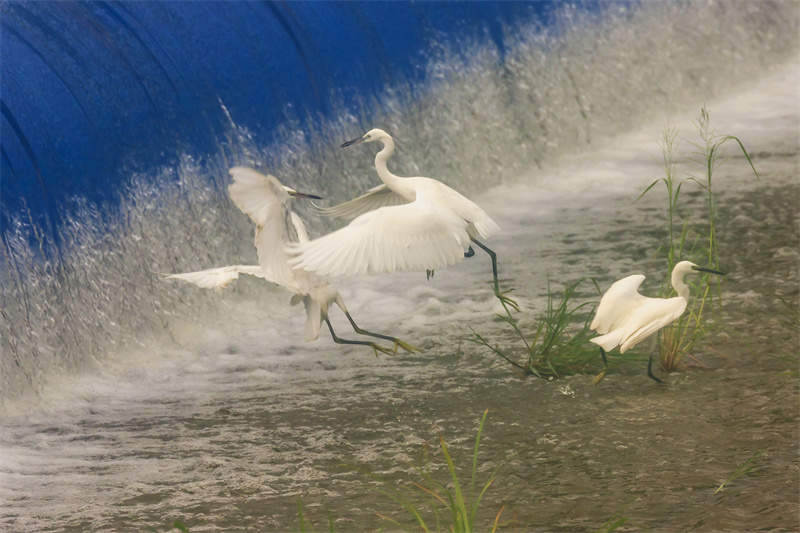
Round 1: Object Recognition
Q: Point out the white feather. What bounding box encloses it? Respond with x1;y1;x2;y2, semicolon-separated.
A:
315;184;407;219
166;167;405;351
590;261;717;355
165;265;269;289
289;129;499;279
289;199;470;277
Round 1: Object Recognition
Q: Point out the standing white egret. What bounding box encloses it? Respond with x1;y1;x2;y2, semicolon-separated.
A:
166;167;416;356
590;260;725;382
288;128;516;308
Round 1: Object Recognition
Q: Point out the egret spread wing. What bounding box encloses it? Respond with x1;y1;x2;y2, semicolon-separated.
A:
166;265;271;289
289;200;470;277
315;184;408;219
228;167;300;291
228;167;291;227
619;297;687;353
590;275;647;334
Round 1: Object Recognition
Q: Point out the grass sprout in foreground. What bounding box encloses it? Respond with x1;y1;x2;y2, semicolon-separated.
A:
714;451;764;494
355;408;506;532
471;278;608;378
297;498;336;533
142;520;191;532
639;107;758;372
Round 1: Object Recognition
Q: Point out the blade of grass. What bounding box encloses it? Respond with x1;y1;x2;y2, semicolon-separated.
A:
491;505;506;533
714;451;764;494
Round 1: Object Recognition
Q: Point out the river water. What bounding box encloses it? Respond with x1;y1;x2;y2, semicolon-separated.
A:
1;4;798;532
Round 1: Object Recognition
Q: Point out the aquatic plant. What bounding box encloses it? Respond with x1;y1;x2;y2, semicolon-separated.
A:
470;278;607;378
596;513;631;533
297;498;336;533
640;107;758;372
353;408;505;532
714;451;764;494
142;519;191;532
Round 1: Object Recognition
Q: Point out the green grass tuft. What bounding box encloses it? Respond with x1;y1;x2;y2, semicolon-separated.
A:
470;278;609;378
353;409;506;532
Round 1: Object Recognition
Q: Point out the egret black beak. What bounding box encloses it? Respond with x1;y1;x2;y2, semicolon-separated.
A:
288;190;323;200
340;136;365;148
692;266;726;276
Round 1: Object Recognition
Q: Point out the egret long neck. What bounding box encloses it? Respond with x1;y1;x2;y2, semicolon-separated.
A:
374;137;410;196
671;269;691;301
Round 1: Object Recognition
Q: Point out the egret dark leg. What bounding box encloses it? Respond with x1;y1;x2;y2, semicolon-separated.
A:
324;317;393;356
647;352;665;384
470;238;518;311
343;311;417;354
470;238;499;292
592;347;609;384
464;246;475;258
645;336;665;383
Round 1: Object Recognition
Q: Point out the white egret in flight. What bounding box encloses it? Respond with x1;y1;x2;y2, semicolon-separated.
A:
590;260;725;383
288;128;516;309
167;167;416;355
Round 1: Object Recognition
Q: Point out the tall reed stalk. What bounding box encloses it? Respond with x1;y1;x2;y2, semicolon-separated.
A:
641;106;757;371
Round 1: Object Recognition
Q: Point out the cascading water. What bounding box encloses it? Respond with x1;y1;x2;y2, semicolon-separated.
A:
0;2;798;531
2;0;795;404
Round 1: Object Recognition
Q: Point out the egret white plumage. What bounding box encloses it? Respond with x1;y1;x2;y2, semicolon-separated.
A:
166;167;415;355
590;260;725;382
289;128;516;308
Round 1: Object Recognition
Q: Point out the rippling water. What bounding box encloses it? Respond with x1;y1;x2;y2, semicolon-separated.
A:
1;2;798;531
2;59;797;532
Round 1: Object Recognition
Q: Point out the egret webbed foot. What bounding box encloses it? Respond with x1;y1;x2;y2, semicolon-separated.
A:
494;287;520;312
392;339;418;354
370;342;397;357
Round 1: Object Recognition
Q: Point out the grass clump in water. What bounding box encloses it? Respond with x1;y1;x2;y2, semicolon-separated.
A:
470;278;613;378
356;408;506;532
640;106;758;372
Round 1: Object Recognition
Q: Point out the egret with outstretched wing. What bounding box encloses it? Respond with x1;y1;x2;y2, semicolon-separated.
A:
290;129;516;309
167;167;415;355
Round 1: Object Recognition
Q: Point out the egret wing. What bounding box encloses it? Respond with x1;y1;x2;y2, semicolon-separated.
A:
228;167;300;291
590;275;646;334
289;200;470;277
589;328;627;352
619;297;687;353
314;184;408;219
166;265;272;289
228;167;291;227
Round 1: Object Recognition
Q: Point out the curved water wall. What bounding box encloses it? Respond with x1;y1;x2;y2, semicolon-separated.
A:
1;1;797;403
1;1;548;237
